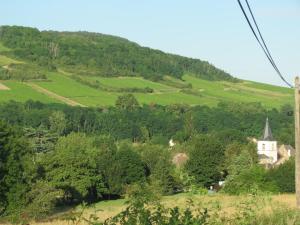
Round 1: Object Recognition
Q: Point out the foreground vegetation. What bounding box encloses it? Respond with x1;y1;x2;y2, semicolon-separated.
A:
15;190;300;225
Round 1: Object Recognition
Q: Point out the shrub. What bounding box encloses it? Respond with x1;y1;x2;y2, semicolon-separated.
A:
266;158;295;193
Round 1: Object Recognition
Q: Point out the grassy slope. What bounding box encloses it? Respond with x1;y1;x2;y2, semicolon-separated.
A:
183;75;293;108
0;72;292;108
89;76;176;92
33;73;119;106
0;43;293;108
0;81;59;103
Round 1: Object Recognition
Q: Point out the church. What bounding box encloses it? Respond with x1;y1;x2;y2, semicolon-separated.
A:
257;118;295;167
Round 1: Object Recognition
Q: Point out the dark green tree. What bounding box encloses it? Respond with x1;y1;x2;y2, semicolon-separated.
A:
0;121;33;215
116;144;146;187
185;134;225;187
115;94;140;111
42;133;106;203
267;158;295;193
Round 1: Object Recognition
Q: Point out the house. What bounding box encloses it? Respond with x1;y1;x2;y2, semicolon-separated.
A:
275;145;295;166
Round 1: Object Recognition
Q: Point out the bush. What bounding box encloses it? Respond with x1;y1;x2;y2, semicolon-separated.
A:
223;150;278;195
24;181;63;220
266;158;295;193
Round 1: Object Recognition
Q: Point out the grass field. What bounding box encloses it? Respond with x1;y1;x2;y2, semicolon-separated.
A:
26;193;296;225
88;76;176;92
0;81;59;103
33;73;120;106
0;64;293;108
183;75;293;108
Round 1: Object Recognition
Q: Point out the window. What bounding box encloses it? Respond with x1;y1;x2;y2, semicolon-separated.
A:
262;144;265;150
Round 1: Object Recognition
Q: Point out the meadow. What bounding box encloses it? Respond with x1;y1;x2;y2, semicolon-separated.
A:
24;193;297;225
0;80;58;103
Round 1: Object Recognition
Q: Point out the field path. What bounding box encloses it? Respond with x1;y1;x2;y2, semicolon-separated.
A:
26;83;87;107
0;81;10;90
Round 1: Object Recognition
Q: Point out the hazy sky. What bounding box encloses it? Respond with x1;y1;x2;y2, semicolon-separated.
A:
1;0;299;86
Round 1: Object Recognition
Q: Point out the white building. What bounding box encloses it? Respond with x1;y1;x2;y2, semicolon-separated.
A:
169;139;176;147
257;118;278;163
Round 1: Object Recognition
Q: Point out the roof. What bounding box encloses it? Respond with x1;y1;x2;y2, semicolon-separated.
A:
279;144;295;156
258;154;272;160
172;153;188;167
261;118;274;141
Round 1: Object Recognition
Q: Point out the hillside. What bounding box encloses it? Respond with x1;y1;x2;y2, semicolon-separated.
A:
0;26;293;108
0;25;235;81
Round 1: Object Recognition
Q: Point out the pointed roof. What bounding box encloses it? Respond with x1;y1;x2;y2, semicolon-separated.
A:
261;118;274;141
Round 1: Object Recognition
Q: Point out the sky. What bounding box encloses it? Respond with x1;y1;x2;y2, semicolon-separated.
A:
1;0;299;86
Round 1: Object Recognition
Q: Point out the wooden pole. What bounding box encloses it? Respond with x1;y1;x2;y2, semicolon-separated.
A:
295;77;300;208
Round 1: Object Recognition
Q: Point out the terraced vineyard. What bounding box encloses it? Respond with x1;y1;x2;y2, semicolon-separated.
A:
0;41;293;108
0;72;293;108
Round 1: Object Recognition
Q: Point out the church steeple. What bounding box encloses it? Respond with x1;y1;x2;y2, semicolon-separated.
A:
262;117;274;141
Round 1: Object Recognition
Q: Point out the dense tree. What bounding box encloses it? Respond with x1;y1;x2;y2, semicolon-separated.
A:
139;144;179;194
0;121;33;215
223;150;278;195
185;134;225;187
115;144;146;186
224;142;257;171
42;133;106;203
267;158;295;193
49;111;67;135
115;94;140;111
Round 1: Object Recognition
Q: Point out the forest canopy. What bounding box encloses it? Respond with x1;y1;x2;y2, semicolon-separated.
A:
0;26;236;82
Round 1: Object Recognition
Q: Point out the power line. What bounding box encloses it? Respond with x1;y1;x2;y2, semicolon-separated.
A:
237;0;293;88
244;0;292;88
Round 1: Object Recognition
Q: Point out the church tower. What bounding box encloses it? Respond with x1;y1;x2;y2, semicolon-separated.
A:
257;118;278;163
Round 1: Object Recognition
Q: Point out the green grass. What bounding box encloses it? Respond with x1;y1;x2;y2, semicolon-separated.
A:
34;72;119;106
88;76;176;92
182;75;293;108
134;92;218;106
0;71;293;108
0;81;59;103
59;193;295;224
243;80;293;94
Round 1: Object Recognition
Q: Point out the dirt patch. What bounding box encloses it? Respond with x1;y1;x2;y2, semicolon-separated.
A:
26;83;87;107
0;82;10;90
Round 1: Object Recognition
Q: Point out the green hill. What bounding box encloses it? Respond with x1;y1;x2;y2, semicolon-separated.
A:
0;26;293;108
